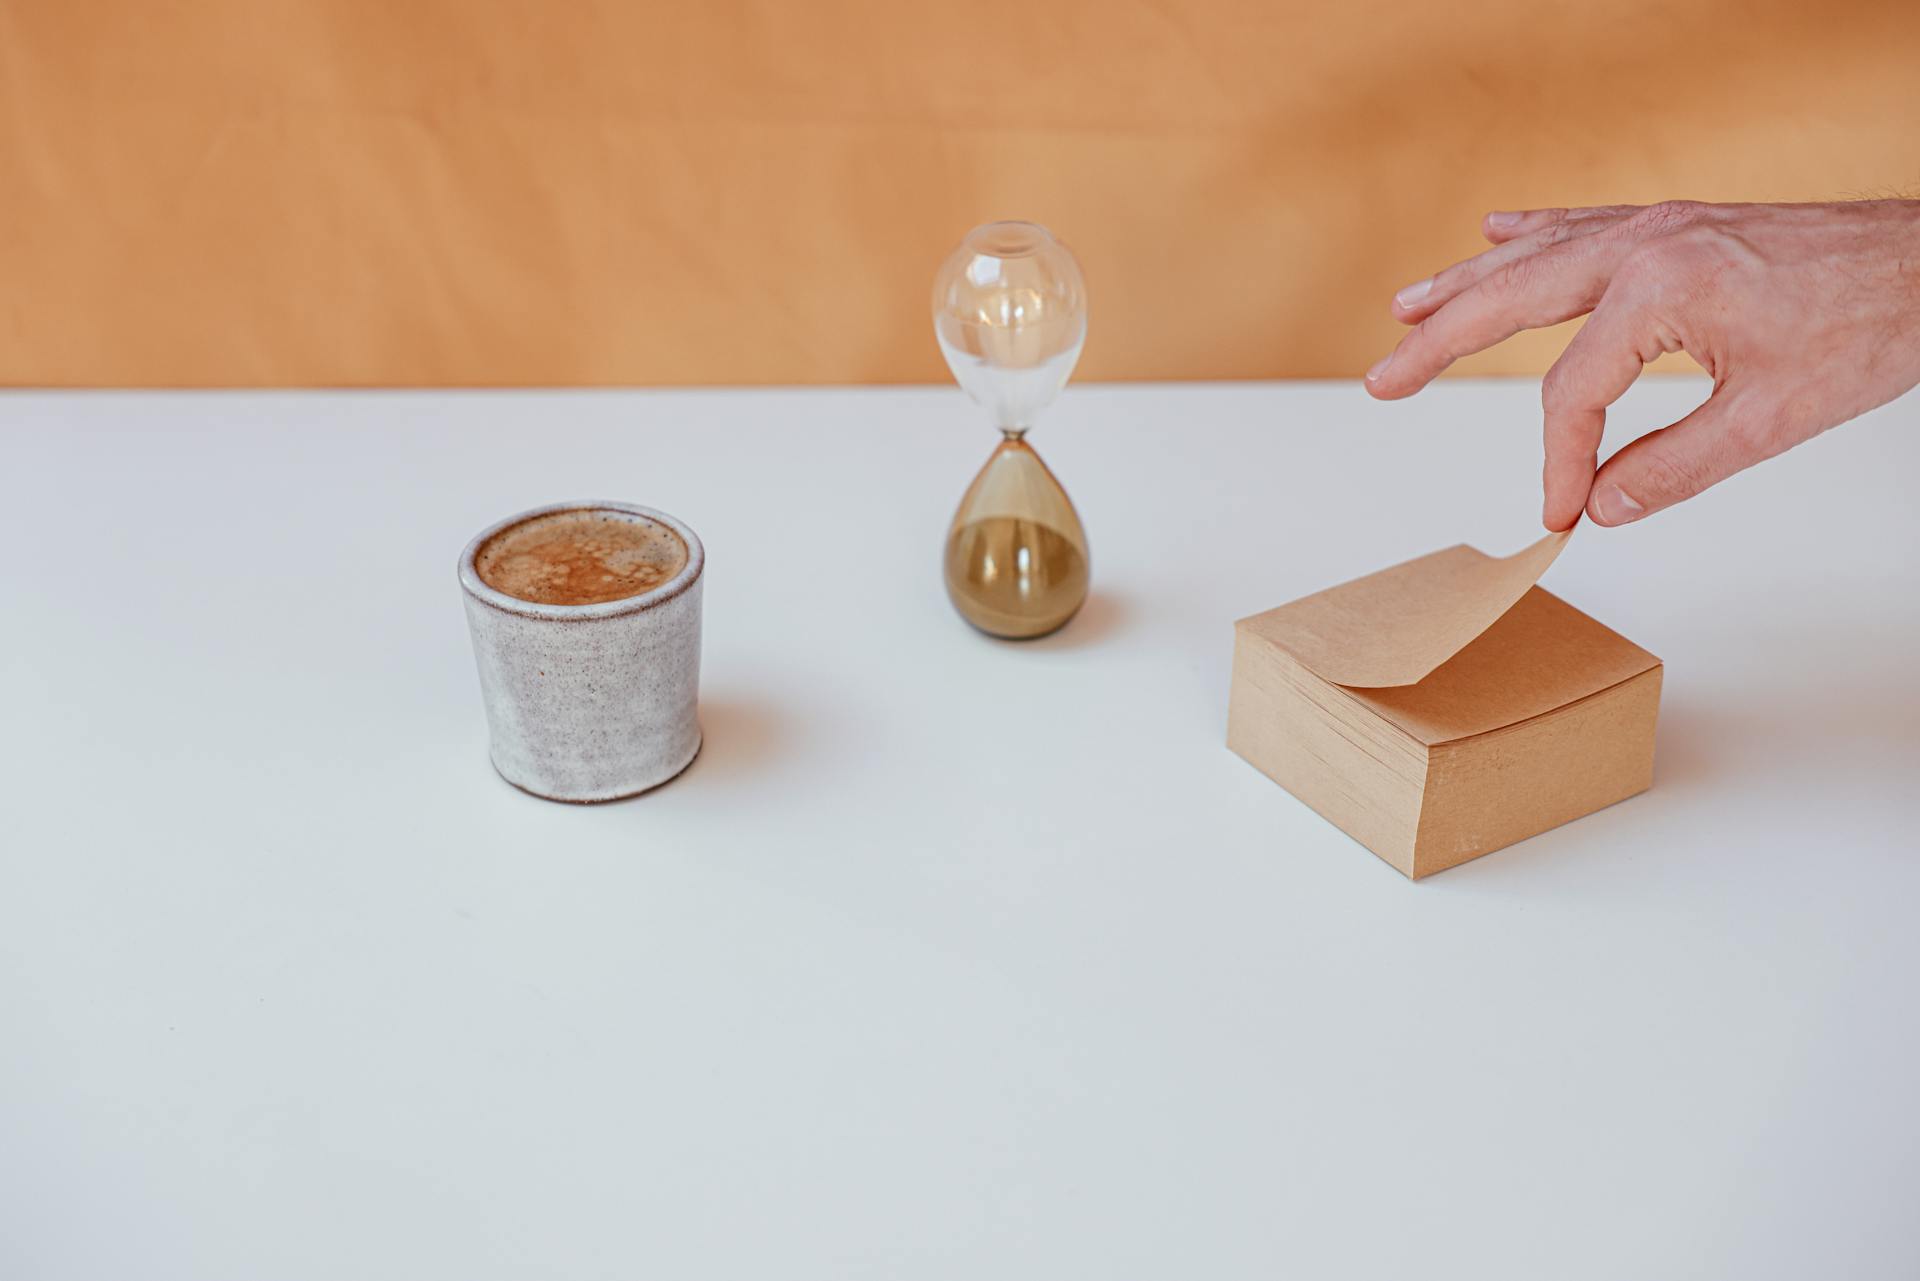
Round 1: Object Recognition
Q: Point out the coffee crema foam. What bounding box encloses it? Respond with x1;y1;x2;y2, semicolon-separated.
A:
475;509;688;606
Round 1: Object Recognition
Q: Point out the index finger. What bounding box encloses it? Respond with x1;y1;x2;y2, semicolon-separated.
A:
1366;226;1636;400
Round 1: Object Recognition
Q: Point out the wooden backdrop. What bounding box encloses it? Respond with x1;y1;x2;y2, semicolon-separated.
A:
3;0;1917;387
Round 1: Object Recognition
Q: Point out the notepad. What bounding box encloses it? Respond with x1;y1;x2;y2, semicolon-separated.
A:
1227;532;1661;879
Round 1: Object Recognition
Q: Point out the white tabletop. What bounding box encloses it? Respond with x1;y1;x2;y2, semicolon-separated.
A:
4;379;1916;1279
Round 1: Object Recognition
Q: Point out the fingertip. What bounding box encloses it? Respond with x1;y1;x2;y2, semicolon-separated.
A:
1541;458;1594;532
1363;360;1421;400
1391;277;1434;320
1364;350;1394;390
1541;498;1583;533
1482;209;1527;241
1366;379;1424;402
1390;295;1437;327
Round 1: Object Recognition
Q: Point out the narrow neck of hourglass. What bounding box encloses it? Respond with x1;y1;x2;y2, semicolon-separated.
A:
998;426;1030;441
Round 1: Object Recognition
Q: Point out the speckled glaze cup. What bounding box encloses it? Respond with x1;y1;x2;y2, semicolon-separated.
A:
457;501;704;802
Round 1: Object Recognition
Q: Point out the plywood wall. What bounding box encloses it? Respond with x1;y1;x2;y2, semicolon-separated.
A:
3;0;1917;387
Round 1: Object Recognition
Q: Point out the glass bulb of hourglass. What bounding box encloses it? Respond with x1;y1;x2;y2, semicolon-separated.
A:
932;221;1091;639
933;221;1087;431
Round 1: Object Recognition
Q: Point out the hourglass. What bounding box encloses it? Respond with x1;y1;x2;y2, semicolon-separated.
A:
932;220;1090;640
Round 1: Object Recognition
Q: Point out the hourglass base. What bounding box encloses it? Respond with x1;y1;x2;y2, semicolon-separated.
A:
944;516;1089;639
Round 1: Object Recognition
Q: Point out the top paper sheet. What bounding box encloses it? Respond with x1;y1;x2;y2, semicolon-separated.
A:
1246;530;1571;688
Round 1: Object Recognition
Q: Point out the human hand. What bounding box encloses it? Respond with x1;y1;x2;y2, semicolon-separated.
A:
1365;199;1920;529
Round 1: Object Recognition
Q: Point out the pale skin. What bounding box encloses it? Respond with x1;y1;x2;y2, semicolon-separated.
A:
1364;199;1920;530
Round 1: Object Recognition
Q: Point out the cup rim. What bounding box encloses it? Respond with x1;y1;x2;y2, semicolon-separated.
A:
457;500;705;621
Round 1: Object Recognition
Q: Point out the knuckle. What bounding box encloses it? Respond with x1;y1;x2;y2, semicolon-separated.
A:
1633;445;1713;501
1612;243;1676;294
1616;230;1732;311
1667;224;1734;265
1540;360;1577;410
1629;199;1705;237
1539;218;1580;248
1487;254;1539;301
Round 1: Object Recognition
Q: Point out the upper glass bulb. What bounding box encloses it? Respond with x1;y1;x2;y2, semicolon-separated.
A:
932;221;1088;433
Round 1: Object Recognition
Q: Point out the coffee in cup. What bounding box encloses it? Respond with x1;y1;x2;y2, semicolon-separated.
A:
458;502;704;802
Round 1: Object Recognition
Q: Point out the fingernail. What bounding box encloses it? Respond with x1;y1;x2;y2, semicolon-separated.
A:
1365;351;1394;383
1593;483;1645;525
1393;277;1433;310
1486;210;1523;230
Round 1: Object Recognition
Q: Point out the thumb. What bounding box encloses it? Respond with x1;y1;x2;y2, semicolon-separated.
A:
1586;387;1760;526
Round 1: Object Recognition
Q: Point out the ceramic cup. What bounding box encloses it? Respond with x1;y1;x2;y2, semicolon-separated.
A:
457;501;704;802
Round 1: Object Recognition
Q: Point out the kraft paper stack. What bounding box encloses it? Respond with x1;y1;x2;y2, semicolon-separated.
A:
1227;531;1661;879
